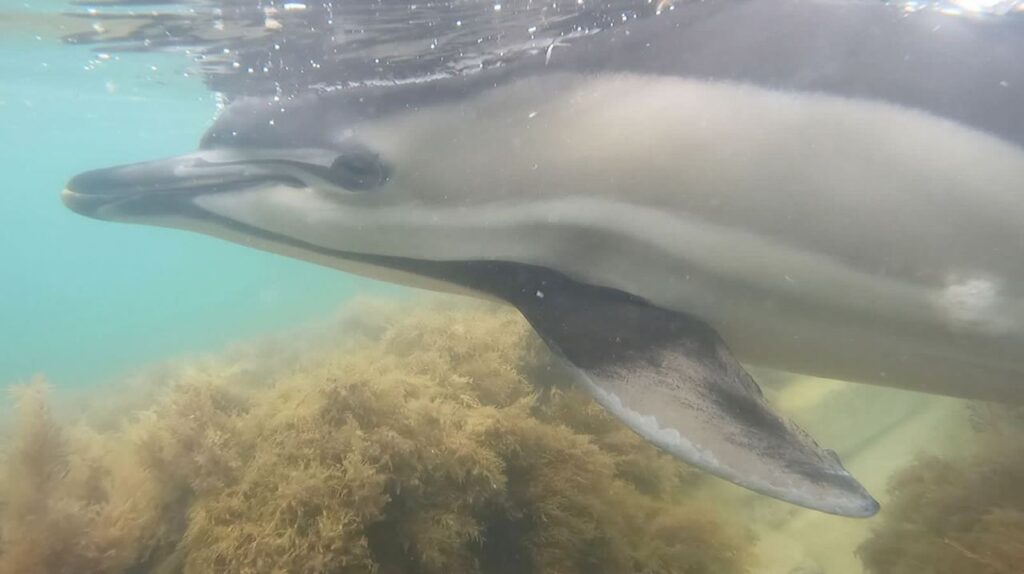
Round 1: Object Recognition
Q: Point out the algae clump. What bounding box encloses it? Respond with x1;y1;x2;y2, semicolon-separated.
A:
0;300;752;574
858;405;1024;574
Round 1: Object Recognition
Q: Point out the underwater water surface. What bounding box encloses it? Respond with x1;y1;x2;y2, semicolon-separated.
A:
0;4;374;389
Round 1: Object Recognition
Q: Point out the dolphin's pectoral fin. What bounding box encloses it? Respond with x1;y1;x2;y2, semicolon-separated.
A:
509;274;879;517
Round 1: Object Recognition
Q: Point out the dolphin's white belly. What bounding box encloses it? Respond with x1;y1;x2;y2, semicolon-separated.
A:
200;73;1024;399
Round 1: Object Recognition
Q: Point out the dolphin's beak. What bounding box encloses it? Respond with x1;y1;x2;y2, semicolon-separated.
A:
63;156;194;219
62;153;308;221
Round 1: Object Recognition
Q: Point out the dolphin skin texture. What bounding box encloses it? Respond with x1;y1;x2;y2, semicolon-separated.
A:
62;1;1024;516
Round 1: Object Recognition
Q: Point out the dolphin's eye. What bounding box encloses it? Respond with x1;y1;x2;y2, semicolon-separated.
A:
327;145;389;191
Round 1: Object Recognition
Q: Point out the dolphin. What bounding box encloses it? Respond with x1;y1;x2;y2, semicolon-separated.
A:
61;0;1024;517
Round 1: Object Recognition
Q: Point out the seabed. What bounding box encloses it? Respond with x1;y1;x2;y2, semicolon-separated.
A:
0;296;1017;574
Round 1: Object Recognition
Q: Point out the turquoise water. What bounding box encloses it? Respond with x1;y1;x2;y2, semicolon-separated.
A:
0;9;370;389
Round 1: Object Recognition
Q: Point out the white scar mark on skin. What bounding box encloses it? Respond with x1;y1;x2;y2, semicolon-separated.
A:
936;275;1007;334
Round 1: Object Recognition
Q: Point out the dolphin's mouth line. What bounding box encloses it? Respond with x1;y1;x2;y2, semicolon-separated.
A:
78;175;305;198
66;179;408;273
62;175;306;219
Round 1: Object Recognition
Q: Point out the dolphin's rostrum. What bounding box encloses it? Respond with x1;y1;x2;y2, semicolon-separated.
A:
62;0;1024;517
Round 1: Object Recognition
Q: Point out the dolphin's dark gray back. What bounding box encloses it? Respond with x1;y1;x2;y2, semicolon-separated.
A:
564;0;1024;147
200;0;1024;151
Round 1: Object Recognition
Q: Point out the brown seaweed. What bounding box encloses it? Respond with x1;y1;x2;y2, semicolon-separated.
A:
0;300;752;574
857;405;1024;574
